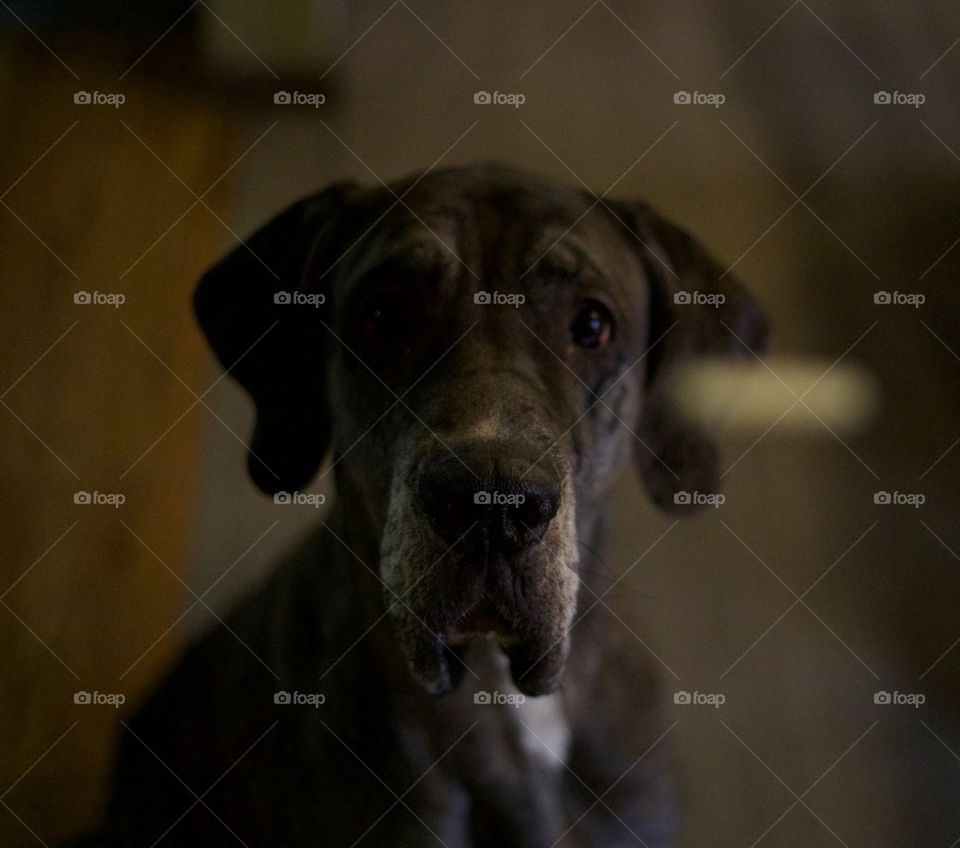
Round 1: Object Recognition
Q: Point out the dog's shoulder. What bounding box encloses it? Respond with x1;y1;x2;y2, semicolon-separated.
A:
100;526;339;842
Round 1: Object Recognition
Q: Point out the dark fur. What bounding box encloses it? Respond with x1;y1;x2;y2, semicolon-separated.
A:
91;164;767;847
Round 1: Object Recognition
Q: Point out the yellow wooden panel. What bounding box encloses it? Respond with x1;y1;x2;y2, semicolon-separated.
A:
0;47;232;845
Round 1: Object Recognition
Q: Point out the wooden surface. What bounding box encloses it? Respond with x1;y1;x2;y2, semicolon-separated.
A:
0;45;229;844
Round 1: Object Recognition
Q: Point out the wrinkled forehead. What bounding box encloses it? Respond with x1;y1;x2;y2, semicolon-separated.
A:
329;174;644;297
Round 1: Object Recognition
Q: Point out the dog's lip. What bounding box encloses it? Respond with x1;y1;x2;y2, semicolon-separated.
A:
404;598;567;697
445;599;519;647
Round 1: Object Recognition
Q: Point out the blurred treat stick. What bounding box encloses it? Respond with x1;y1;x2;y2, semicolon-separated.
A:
666;357;880;436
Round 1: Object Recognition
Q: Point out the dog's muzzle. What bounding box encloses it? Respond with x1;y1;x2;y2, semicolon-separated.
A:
380;443;579;698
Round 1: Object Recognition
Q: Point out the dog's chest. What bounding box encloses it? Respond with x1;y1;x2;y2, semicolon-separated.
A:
511;689;571;769
465;644;572;771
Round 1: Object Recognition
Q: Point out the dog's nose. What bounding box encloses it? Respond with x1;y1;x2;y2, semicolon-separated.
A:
418;466;560;554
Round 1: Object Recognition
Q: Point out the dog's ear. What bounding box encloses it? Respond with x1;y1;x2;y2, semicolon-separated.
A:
612;201;770;514
194;183;355;495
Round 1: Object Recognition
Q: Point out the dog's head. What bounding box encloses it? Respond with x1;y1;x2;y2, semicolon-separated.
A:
195;164;768;696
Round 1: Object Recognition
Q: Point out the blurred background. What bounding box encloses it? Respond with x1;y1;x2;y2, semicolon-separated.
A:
0;1;958;845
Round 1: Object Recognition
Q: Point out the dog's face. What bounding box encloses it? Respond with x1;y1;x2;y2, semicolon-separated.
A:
195;164;767;696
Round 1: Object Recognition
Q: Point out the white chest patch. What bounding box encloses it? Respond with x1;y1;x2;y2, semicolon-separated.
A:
480;649;572;770
514;692;572;769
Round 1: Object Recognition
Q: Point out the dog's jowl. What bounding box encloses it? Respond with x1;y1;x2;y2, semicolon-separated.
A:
93;164;767;847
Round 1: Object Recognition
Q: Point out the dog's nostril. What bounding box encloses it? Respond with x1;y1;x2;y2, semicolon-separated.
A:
515;491;560;530
418;466;560;554
418;470;477;543
497;488;560;552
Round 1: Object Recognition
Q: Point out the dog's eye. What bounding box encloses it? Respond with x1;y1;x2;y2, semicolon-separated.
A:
569;300;614;349
361;293;406;340
364;304;387;337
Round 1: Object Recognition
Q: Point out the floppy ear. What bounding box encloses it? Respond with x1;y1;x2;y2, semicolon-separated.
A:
612;201;771;513
194;183;355;495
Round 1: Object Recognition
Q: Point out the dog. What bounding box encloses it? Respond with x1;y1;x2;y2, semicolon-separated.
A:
92;163;767;847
